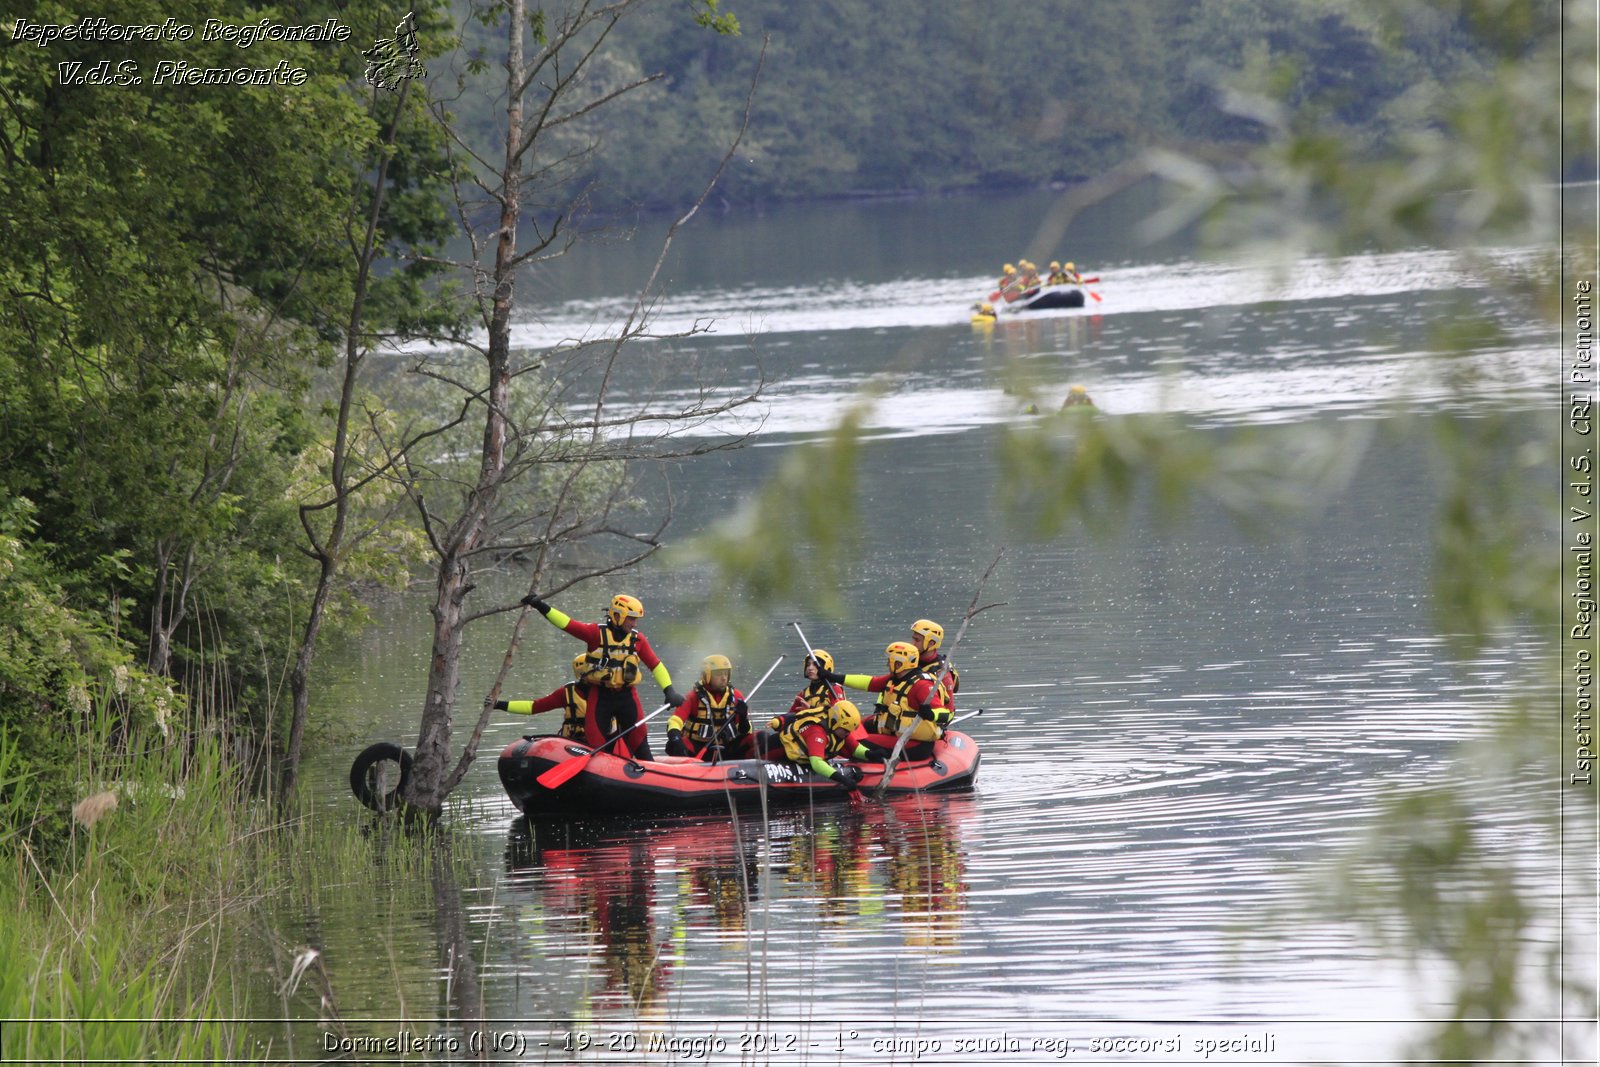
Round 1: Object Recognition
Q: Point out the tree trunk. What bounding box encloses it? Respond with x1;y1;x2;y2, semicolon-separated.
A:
402;0;523;816
280;555;335;798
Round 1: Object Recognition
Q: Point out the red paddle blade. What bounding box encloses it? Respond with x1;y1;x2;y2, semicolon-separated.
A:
535;749;593;788
1089;290;1103;303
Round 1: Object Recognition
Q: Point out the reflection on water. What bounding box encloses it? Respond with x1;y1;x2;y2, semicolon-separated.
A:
493;795;973;1020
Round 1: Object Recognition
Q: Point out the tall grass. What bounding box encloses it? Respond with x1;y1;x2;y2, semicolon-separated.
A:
1;714;268;1064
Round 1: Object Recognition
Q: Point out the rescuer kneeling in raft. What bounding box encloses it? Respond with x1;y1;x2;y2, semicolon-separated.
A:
665;654;755;762
492;652;594;741
770;699;885;799
816;641;951;762
522;592;684;762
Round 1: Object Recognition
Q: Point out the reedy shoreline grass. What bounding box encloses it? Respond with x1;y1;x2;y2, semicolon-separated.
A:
3;716;283;1064
1;701;488;1064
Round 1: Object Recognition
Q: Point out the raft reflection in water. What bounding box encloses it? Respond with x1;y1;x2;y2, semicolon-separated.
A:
500;794;973;1014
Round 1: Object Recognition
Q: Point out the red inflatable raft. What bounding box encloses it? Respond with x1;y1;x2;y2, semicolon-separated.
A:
496;731;980;816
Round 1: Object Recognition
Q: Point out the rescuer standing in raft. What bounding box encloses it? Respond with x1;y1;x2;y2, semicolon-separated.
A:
522;592;683;761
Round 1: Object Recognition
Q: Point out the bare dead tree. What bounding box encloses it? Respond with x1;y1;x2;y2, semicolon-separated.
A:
397;0;763;815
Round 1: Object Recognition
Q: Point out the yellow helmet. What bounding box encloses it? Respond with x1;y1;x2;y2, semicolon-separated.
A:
806;649;834;675
1021;259;1035;269
910;619;944;651
572;652;590;680
1049;261;1061;270
980;302;995;314
1002;263;1016;274
700;653;733;686
828;699;862;735
607;593;643;627
1065;261;1075;271
885;641;920;675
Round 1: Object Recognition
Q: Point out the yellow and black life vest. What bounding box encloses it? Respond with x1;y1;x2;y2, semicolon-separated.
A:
557;683;588;740
793;680;838;714
685;685;742;745
920;654;960;708
579;625;642;689
779;704;838;763
873;670;950;735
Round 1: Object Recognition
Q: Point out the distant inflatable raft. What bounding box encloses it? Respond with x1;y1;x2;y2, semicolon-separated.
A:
999;284;1085;311
497;731;981;816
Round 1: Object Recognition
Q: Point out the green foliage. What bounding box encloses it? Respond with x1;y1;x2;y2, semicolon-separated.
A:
0;498;179;859
997;411;1368;542
0;0;463;772
692;0;741;36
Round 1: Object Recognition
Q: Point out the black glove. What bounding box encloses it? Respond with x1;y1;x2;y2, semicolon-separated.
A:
665;729;687;757
733;698;748;718
917;702;936;721
859;742;892;762
493;699;509;711
833;765;861;792
664;686;685;708
816;668;845;686
520;594;550;614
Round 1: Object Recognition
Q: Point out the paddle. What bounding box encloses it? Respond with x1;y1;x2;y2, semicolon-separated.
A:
788;622;831;689
696;654;784;762
535;702;673;788
949;707;983;728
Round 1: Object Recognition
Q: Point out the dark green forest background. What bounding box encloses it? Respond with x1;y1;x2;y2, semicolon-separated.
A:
439;0;1521;212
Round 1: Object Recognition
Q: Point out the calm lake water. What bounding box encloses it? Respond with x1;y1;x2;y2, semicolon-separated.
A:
262;186;1577;1064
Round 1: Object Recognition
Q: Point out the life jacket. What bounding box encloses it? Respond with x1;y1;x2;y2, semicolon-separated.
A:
778;703;843;764
793;680;840;713
685;684;743;745
578;624;642;689
873;669;950;735
919;653;960;708
558;683;589;740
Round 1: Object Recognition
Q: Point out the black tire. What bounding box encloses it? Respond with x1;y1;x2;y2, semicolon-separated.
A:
349;742;412;812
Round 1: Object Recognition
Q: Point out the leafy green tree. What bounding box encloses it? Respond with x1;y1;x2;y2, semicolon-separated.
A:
0;0;449;795
280;3;465;799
